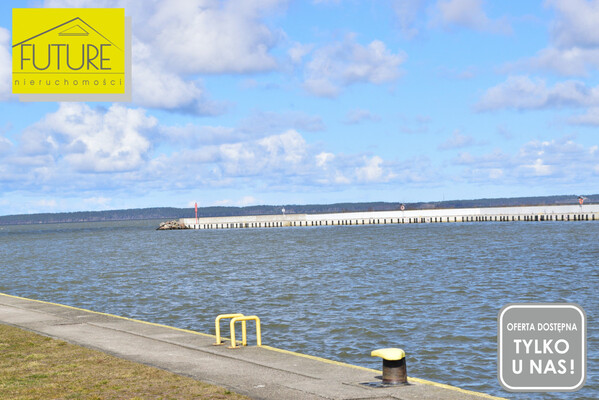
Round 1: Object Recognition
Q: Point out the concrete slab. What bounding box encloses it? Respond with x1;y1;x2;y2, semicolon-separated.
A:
0;292;505;400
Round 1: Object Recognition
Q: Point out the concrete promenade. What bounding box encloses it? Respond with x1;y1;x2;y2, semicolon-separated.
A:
182;204;599;229
0;293;505;400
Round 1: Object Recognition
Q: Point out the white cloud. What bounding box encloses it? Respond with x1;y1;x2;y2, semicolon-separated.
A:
304;78;341;98
485;2;599;118
547;0;599;49
432;0;511;34
46;0;283;74
477;76;599;111
503;1;599;77
523;158;553;176
4;104;439;199
508;47;599;77
0;27;14;101
355;156;392;183
303;35;406;97
44;0;283;114
20;103;157;173
146;128;407;189
132;40;225;115
453;137;598;184
258;129;308;166
315;152;335;168
187;129;309;178
333;172;351;184
138;0;281;75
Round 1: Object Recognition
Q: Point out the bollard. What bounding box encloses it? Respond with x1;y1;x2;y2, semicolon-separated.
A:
371;348;408;385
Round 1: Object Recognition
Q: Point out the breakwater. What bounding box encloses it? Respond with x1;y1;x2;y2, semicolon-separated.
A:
181;204;599;229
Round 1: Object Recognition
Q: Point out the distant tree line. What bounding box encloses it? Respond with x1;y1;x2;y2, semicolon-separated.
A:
0;194;596;225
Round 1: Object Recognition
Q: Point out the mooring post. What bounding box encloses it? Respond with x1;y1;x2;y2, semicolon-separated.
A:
371;348;408;385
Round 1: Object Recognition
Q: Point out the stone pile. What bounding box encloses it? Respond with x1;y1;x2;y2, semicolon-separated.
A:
156;220;188;230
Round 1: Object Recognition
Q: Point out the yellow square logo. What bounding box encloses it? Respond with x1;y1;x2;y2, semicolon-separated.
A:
12;8;127;98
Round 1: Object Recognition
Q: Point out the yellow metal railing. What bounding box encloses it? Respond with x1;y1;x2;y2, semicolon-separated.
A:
214;313;244;345
229;315;261;348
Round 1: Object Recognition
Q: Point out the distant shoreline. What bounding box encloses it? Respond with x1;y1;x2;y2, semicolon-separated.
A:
1;194;596;226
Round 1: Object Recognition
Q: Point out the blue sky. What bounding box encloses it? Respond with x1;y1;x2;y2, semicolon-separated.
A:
1;0;598;215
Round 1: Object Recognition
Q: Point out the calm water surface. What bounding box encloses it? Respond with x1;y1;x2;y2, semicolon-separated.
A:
0;220;597;399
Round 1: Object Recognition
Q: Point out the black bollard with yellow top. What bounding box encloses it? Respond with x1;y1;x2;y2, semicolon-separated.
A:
371;348;408;385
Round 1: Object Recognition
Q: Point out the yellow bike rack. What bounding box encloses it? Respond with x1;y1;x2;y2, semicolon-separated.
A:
214;313;244;345
229;315;261;348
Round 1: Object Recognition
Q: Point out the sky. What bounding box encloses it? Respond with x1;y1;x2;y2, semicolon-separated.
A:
1;0;599;215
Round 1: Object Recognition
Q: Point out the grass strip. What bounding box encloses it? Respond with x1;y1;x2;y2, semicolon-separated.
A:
0;323;249;400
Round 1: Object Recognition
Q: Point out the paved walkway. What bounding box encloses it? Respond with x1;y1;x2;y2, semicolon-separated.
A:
0;293;505;400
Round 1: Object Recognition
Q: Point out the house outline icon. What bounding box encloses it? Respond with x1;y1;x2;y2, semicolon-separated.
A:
12;17;122;51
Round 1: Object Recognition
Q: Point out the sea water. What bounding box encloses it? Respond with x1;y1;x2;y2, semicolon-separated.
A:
0;220;597;399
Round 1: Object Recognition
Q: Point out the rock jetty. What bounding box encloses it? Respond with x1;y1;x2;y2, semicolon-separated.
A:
157;220;189;230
